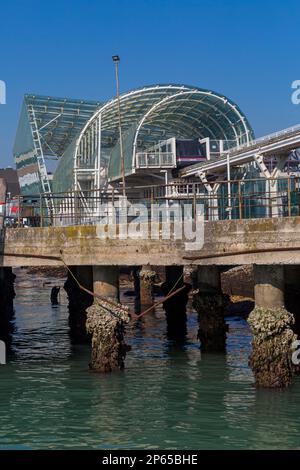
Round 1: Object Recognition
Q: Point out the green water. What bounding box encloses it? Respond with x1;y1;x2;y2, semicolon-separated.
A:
1;270;300;450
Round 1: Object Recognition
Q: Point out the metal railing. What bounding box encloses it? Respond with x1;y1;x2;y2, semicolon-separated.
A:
224;124;300;155
5;175;300;227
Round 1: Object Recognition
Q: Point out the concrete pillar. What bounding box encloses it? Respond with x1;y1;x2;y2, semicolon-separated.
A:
139;266;156;307
162;266;191;340
248;265;297;388
192;266;228;352
0;178;7;229
92;265;119;302
254;265;284;308
64;266;93;343
86;265;130;373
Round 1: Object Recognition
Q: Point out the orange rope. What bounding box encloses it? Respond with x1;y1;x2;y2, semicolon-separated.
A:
59;253;186;321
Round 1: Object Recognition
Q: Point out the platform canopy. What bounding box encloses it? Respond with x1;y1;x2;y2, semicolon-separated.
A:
73;84;254;183
14;85;254;195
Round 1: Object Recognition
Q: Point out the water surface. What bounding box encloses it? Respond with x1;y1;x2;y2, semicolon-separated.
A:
0;270;300;450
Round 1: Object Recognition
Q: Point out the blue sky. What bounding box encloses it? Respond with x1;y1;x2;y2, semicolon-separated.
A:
0;0;300;166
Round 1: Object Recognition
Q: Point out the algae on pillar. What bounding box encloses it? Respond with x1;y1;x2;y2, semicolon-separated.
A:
248;265;297;388
86;266;130;372
192;266;228;352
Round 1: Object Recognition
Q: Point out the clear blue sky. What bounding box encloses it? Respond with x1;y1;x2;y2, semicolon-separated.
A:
0;0;300;167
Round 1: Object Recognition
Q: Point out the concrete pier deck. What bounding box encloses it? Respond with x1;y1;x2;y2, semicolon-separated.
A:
2;216;300;267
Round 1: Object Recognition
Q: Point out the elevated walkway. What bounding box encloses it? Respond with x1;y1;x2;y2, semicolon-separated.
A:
180;124;300;178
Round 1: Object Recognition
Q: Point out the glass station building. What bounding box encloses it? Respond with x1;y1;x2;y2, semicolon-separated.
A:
13;84;254;198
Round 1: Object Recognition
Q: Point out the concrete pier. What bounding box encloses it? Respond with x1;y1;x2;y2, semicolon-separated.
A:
86;266;130;372
248;265;297;388
192;266;228;352
162;266;190;340
64;266;93;343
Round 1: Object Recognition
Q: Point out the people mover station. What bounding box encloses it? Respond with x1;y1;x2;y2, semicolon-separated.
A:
13;83;300;221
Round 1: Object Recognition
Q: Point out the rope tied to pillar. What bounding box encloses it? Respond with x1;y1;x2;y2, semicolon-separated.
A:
59;252;186;321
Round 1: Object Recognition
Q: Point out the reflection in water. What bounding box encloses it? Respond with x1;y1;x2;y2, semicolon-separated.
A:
1;270;300;449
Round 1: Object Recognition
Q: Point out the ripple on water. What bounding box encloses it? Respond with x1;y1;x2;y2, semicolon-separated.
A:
1;270;300;449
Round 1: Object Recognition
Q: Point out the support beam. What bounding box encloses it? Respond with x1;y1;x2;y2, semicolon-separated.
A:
86;266;130;373
192;266;228;352
196;171;223;221
248;265;297;388
254;153;288;217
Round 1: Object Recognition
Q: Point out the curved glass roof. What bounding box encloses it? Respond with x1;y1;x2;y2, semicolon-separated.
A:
74;84;254;183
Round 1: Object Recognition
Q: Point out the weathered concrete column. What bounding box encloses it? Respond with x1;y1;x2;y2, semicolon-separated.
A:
92;266;119;302
162;266;191;339
192;266;228;352
86;266;130;373
139;266;156;307
64;266;93;343
0;267;16;346
248;265;297;388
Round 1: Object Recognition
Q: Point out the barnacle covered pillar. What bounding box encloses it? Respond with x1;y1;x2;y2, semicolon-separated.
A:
192;266;228;352
86;266;130;372
162;266;190;339
139;266;156;307
64;266;93;343
248;265;297;388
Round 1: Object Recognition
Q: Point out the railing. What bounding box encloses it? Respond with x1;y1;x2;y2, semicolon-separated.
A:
4;175;300;227
136;152;176;168
223;124;300;156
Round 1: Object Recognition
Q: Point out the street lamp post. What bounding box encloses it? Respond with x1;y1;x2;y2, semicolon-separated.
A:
112;55;126;198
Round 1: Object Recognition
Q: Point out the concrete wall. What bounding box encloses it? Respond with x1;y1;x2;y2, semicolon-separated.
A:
2;217;300;267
